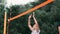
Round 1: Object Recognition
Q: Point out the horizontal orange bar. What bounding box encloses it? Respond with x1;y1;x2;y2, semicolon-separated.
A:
8;0;54;21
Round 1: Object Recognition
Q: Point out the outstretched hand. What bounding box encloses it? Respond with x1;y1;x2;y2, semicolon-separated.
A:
28;14;32;19
33;12;35;18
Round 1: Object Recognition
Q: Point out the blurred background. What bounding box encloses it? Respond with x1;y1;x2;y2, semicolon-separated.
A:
0;0;60;34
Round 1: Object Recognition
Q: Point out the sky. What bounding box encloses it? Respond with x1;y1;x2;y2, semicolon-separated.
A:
6;0;38;8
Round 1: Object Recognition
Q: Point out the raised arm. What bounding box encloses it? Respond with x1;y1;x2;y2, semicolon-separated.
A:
58;26;60;34
33;12;38;24
28;14;33;31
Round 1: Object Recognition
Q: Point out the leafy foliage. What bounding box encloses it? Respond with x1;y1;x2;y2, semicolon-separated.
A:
0;0;60;34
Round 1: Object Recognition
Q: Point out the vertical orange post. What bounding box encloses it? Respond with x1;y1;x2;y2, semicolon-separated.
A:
3;11;7;34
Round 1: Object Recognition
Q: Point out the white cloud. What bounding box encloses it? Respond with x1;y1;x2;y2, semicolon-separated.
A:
6;0;38;8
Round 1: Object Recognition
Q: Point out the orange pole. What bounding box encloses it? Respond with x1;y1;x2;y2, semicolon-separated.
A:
8;0;54;21
3;12;7;34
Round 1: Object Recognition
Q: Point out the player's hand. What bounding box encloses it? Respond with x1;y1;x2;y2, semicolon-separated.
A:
33;12;35;18
28;14;32;19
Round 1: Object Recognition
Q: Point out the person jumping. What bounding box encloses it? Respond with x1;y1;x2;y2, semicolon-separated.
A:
28;12;40;34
